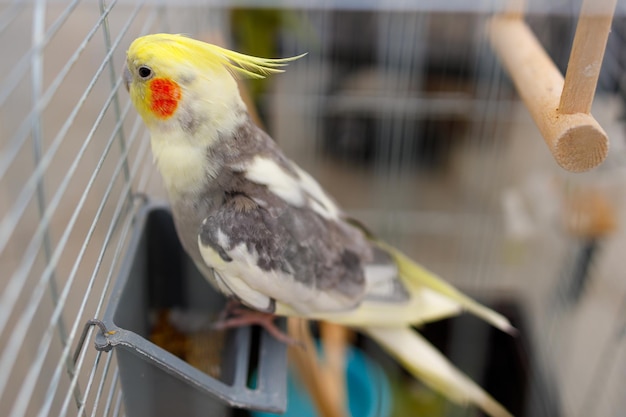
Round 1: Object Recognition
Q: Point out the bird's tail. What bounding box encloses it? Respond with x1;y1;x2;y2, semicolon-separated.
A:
279;243;517;332
381;242;516;334
363;326;514;417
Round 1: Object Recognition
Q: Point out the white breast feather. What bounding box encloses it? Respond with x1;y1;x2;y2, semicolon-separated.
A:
150;131;212;195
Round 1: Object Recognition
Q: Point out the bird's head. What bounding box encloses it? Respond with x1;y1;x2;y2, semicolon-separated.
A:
125;33;304;137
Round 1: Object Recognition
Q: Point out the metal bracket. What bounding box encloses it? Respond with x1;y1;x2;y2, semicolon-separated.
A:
73;319;114;364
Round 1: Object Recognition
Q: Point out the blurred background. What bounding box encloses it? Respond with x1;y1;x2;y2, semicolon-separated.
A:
1;0;626;416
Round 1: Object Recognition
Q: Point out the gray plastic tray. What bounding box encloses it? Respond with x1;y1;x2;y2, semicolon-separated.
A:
95;202;287;417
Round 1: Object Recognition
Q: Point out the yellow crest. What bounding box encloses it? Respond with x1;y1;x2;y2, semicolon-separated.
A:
128;33;306;80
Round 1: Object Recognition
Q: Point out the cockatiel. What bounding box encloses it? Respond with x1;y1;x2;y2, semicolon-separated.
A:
125;33;515;417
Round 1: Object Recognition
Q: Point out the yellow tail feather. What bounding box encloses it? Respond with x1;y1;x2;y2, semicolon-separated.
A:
364;326;514;417
380;242;516;334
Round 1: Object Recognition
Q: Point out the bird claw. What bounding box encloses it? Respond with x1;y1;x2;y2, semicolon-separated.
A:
213;301;302;347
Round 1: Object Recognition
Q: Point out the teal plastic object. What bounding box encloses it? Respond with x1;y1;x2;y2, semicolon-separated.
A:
253;346;391;417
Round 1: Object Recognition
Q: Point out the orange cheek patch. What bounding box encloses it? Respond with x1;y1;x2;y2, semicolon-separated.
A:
149;78;182;119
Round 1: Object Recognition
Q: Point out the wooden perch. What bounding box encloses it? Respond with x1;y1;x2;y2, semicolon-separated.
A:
287;319;348;417
489;0;616;172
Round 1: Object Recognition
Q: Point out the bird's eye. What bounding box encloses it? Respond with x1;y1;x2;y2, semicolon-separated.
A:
137;66;153;79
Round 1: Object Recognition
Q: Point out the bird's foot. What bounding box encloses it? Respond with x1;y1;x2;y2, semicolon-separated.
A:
213;303;301;346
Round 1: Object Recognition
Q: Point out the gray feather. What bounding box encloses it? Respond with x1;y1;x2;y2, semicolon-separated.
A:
170;115;408;311
198;188;367;302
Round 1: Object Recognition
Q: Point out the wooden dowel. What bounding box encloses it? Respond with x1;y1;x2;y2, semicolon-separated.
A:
320;322;350;416
560;0;617;114
488;1;615;173
287;319;346;417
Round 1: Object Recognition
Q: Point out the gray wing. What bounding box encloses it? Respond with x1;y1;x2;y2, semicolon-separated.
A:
196;119;408;314
197;189;377;314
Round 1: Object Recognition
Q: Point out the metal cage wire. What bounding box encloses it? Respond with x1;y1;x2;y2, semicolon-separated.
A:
1;1;626;417
0;1;222;416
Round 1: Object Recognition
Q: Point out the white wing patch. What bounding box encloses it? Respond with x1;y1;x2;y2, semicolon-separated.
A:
244;156;340;219
197;227;354;314
244;156;305;206
197;232;273;311
291;165;340;218
364;264;400;298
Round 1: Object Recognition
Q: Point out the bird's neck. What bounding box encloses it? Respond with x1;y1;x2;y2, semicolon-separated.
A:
149;117;241;196
149;130;210;197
